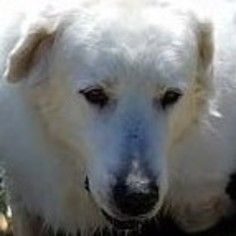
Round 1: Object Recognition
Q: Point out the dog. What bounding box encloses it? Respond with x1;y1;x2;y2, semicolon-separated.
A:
0;0;236;235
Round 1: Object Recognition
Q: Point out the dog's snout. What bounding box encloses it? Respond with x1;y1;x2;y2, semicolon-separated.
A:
112;179;159;216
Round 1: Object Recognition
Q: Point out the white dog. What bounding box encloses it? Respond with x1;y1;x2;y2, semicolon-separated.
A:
0;0;236;235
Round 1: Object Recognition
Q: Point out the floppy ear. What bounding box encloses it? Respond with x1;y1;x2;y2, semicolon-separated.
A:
4;17;58;83
197;21;213;72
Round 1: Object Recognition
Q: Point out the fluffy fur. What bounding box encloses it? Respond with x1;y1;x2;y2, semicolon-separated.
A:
0;0;236;235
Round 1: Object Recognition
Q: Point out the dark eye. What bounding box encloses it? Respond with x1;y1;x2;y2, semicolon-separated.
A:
161;89;182;109
79;87;109;108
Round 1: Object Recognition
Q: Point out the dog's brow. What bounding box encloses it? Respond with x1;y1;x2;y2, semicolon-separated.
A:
77;77;117;90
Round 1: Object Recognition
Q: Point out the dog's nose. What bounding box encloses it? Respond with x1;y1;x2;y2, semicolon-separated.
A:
112;180;159;216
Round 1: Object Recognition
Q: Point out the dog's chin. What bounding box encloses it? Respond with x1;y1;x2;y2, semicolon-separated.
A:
101;209;144;230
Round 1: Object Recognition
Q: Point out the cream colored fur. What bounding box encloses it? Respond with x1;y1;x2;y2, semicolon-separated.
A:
0;0;236;235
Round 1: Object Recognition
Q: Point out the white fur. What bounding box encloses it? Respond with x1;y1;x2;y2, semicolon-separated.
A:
0;0;236;235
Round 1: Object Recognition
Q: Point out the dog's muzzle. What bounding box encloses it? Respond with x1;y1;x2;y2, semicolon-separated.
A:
84;174;159;229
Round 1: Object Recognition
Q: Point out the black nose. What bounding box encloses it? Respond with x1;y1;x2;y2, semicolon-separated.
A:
112;180;159;216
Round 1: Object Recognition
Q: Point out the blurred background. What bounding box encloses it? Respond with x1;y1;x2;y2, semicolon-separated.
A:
0;168;12;236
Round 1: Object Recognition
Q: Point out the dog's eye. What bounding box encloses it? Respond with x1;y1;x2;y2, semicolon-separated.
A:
161;89;182;109
79;87;109;108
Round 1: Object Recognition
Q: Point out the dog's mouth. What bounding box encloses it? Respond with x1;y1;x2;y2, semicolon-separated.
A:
101;209;142;230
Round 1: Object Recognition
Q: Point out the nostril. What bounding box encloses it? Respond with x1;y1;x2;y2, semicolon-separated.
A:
113;182;159;216
84;176;90;192
226;173;236;201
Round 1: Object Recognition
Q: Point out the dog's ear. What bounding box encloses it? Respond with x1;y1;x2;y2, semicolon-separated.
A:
197;21;213;72
4;17;59;83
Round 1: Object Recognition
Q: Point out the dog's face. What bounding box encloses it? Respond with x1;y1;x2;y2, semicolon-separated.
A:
5;4;213;229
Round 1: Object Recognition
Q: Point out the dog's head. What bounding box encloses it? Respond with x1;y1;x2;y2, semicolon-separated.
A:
4;3;213;230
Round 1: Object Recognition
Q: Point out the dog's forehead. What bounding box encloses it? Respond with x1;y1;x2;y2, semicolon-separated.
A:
54;7;197;90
